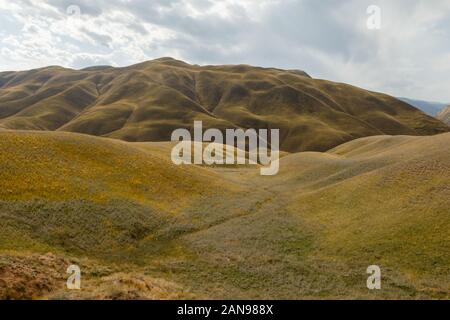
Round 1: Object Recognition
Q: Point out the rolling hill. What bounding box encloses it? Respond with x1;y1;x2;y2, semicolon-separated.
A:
0;130;448;299
0;58;448;152
1;59;448;300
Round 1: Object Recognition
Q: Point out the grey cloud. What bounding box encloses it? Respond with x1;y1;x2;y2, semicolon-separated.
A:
81;28;113;48
1;0;450;102
127;22;149;35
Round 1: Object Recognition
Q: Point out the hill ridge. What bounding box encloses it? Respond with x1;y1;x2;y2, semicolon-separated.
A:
0;58;448;152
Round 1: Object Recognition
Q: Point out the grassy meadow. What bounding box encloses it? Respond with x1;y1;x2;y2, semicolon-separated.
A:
0;130;448;299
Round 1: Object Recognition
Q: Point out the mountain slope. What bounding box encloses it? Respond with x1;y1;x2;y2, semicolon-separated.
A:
0;131;244;256
0;58;448;152
437;106;450;125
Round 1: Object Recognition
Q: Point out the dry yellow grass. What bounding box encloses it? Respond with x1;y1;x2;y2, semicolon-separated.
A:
0;130;448;299
0;130;232;210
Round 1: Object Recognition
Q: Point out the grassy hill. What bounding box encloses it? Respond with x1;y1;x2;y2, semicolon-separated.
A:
0;58;448;152
0;130;448;299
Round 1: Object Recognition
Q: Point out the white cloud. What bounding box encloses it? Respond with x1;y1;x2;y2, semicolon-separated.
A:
0;0;449;102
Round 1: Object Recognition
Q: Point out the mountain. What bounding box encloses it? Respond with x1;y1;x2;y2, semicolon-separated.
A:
1;130;449;299
398;97;448;116
437;106;450;125
0;58;448;152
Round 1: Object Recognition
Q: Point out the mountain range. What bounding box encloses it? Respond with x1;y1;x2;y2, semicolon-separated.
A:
1;58;448;152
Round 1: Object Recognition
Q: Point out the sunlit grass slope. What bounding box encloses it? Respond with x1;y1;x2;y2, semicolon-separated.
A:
276;134;450;298
0;131;448;299
0;131;244;257
149;133;449;299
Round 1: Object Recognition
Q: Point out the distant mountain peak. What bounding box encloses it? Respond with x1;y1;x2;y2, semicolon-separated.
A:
397;97;448;116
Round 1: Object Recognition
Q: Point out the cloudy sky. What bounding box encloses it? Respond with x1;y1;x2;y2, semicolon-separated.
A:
1;0;450;102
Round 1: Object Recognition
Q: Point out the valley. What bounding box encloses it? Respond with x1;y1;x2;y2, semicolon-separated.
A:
0;59;449;300
0;130;448;299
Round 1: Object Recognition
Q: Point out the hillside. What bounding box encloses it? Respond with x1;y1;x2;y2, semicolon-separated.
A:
437;106;450;125
0;130;448;299
0;58;448;152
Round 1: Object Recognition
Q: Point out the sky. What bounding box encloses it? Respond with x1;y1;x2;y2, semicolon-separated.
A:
1;0;450;102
